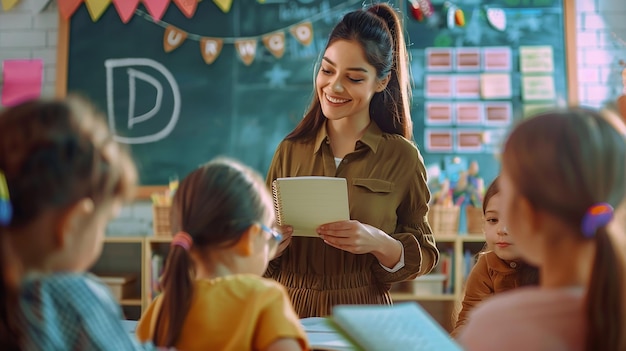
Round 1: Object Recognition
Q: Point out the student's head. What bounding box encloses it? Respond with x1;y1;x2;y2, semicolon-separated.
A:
287;3;412;140
499;107;625;349
482;177;522;262
154;157;280;347
0;97;137;273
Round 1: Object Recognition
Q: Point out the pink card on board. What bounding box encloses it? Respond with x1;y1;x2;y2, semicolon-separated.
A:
2;59;43;107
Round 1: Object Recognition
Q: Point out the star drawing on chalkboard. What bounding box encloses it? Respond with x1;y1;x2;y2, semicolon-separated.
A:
265;64;292;88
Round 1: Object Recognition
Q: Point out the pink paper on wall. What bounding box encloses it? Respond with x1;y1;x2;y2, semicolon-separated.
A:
1;59;44;107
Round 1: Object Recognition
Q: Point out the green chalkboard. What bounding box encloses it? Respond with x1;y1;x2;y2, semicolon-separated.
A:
64;0;570;187
66;0;363;185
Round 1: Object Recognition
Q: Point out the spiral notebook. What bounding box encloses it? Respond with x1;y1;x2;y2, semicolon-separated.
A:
331;302;463;351
271;176;350;237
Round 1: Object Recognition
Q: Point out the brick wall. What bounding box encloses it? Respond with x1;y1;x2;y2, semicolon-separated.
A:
576;0;626;107
0;1;58;99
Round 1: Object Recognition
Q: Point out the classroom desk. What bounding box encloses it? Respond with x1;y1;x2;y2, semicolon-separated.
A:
301;317;357;351
120;318;356;350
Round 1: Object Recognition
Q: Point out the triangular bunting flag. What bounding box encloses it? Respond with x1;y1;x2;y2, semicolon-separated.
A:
144;0;169;21
112;0;139;23
173;0;196;18
235;39;257;66
1;0;20;11
212;0;232;13
200;38;223;65
58;0;83;19
262;32;285;59
163;25;188;53
84;0;111;21
289;22;313;46
26;0;52;13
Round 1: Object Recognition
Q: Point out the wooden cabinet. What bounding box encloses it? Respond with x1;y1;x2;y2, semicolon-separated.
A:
390;234;485;332
98;234;484;328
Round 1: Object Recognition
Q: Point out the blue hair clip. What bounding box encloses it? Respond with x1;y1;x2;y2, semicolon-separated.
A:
581;203;614;238
0;171;12;226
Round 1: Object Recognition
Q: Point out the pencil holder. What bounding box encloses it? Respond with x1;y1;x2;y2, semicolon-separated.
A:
427;205;460;234
152;204;172;238
465;205;484;234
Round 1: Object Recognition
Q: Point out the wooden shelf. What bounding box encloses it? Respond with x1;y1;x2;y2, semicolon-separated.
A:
104;236;144;243
120;298;142;306
459;234;486;242
147;237;172;243
391;293;457;302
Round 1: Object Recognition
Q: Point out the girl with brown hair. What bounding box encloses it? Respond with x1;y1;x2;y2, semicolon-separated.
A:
451;176;538;337
459;108;626;351
136;158;308;351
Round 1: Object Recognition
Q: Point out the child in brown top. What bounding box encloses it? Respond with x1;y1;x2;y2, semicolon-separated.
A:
451;176;538;337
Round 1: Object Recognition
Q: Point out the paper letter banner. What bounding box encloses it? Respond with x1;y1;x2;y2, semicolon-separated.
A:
1;0;19;11
164;26;188;53
112;0;139;23
263;32;285;59
235;40;257;66
1;59;43;107
200;38;223;64
84;0;111;21
213;0;233;13
173;0;197;18
290;22;313;46
144;0;169;21
58;0;83;19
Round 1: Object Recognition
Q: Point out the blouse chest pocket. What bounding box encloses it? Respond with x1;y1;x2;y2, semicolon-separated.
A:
352;178;394;193
350;178;398;231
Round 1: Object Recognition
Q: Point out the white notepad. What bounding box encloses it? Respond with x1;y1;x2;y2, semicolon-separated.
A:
271;176;350;237
332;303;463;351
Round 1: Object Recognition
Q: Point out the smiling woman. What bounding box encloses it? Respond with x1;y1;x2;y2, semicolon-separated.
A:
264;3;439;318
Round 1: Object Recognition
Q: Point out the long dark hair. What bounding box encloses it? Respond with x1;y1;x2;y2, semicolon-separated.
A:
287;2;412;141
0;97;137;350
502;108;626;350
153;158;274;347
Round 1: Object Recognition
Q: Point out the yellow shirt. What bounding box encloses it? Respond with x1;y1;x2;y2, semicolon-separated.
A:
136;274;308;351
265;121;439;317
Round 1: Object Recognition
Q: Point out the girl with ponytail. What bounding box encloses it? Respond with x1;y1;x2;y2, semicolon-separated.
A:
459;108;626;351
265;2;438;318
136;158;307;351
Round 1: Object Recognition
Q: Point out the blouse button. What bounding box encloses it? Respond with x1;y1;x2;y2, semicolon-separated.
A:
509;261;518;269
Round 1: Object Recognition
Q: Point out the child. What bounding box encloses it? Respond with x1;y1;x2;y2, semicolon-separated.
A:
458;107;626;350
0;97;151;350
451;177;538;337
136;158;308;351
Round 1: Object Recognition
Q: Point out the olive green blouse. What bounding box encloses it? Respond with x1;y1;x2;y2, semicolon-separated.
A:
265;121;439;317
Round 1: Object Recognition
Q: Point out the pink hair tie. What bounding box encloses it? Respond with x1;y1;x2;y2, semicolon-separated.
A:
171;231;193;251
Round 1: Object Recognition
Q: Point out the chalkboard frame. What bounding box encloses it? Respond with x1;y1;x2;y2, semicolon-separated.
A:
54;0;579;199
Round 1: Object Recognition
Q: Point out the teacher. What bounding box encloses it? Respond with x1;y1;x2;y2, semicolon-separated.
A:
265;3;439;317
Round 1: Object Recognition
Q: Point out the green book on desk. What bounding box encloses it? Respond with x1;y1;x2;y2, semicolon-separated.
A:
330;302;462;351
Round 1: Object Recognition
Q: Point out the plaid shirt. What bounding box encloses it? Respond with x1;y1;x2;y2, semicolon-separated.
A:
19;273;154;351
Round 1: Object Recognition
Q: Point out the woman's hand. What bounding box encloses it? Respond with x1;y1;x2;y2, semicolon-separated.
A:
317;220;403;268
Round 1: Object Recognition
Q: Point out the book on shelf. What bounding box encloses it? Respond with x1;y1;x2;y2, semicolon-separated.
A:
271;176;350;237
150;253;164;300
328;302;462;351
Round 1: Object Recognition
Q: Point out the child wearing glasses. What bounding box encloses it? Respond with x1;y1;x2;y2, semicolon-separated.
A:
136;158;308;351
